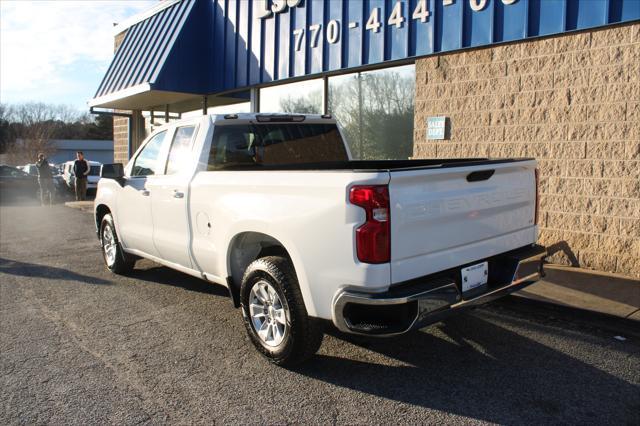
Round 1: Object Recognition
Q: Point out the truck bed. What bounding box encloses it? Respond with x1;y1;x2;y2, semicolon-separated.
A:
206;155;538;286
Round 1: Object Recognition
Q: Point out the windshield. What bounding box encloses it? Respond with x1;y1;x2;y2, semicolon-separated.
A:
89;166;101;176
208;123;348;169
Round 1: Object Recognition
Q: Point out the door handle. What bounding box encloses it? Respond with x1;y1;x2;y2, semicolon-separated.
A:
141;190;150;196
466;169;495;182
173;190;184;199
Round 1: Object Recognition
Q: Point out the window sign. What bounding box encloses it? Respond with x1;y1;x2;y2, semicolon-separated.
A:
427;116;447;140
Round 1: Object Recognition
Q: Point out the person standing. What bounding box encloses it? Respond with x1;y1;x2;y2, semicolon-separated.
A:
73;151;90;201
35;153;54;205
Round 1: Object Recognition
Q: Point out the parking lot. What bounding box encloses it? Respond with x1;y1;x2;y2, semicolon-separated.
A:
1;203;639;424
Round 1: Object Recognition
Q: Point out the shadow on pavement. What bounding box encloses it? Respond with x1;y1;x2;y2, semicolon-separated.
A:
294;314;639;424
0;257;111;285
128;264;230;298
542;266;640;307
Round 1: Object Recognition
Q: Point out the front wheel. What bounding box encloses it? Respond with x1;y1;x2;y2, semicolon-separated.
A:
100;213;135;274
240;256;323;366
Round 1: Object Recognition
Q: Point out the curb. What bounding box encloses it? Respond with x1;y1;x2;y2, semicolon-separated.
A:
64;201;94;213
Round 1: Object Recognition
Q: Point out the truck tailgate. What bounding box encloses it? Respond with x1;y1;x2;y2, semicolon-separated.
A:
389;160;537;283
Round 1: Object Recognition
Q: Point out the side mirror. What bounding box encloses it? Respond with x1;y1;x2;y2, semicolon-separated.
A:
100;163;125;186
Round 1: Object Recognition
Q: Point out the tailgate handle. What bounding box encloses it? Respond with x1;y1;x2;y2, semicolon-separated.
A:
466;169;495;182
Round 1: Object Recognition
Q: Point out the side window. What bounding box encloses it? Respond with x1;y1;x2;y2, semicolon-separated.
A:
165;125;196;175
132;131;167;177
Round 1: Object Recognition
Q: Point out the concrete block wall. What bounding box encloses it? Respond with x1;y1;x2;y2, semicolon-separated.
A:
113;118;129;164
113;31;130;165
413;23;639;278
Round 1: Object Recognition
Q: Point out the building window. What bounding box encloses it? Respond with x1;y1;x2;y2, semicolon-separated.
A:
207;102;250;115
259;79;323;114
329;64;415;160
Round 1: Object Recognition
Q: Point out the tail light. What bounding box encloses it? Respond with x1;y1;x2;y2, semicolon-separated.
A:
349;185;390;264
534;168;540;225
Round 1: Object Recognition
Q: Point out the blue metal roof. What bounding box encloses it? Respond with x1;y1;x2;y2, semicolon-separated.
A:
93;0;197;99
91;0;640;107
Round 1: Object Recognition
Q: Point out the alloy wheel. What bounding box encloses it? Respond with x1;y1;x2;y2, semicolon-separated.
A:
249;280;288;347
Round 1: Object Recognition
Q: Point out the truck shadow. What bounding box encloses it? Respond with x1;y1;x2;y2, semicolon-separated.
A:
294;313;639;424
0;257;111;285
127;262;229;298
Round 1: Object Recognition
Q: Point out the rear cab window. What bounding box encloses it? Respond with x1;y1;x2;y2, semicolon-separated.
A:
207;122;348;170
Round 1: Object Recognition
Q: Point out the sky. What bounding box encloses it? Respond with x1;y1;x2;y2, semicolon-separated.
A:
1;0;156;112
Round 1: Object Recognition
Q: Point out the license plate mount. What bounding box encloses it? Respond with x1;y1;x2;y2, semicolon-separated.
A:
461;261;489;293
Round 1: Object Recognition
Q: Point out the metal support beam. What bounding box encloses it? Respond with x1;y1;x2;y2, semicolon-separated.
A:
250;88;260;113
202;96;208;115
323;76;329;115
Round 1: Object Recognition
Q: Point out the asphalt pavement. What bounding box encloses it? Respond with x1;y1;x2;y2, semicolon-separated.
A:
1;202;639;424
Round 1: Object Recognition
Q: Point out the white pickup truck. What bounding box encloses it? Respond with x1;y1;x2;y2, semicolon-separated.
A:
95;113;546;365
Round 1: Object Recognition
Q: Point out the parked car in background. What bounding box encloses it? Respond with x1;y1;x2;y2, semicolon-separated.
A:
19;162;68;201
20;164;38;176
0;165;39;201
20;163;59;177
62;162;73;188
62;160;102;196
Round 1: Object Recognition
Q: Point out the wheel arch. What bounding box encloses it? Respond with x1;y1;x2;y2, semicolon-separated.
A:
226;231;306;310
95;204;111;234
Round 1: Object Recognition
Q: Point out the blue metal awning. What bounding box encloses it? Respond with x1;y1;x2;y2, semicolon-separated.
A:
91;0;640;110
89;0;208;109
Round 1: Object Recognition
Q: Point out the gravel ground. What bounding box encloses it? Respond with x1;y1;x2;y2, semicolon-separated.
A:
1;203;639;424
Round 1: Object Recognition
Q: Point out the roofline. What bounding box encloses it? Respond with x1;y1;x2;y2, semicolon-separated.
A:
112;0;181;36
88;82;152;107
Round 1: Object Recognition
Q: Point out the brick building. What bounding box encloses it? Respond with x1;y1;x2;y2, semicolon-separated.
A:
414;24;640;276
90;0;639;278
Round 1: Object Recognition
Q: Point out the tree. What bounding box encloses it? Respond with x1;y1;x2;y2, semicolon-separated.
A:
278;90;323;114
329;70;415;160
4;103;73;164
0;102;113;164
0;104;12;154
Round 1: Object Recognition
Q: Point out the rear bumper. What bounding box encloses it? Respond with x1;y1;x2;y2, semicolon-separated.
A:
332;244;547;336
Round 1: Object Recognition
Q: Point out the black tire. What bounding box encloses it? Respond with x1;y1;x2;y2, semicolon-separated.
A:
100;213;135;274
240;256;324;366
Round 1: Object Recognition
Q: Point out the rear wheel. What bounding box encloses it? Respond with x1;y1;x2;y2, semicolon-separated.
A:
240;256;323;366
100;213;135;274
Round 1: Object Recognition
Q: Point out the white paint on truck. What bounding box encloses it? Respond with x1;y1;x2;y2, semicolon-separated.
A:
95;113;545;364
389;161;538;283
